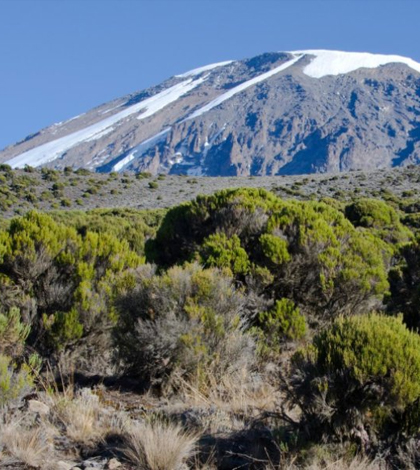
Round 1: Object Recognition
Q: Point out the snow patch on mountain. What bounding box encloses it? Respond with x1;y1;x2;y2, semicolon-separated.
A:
112;128;171;172
175;61;234;78
293;50;420;78
85;127;116;142
6;77;207;169
184;55;302;121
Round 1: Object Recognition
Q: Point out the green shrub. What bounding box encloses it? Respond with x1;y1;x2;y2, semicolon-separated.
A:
61;198;72;207
254;299;306;357
136;171;152;179
148;181;158;190
25;192;37;203
0;354;39;407
149;188;391;320
85;186;98;195
0;164;12;173
345;198;413;246
49;207;165;256
387;241;420;330
0;307;30;358
262;299;305;340
0;211;143;359
52;182;65;192
200;233;250;276
402;212;420;230
114;263;255;389
75;168;91;176
288;314;420;443
41;168;59;182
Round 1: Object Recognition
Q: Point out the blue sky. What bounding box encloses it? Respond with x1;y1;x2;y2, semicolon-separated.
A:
1;0;419;150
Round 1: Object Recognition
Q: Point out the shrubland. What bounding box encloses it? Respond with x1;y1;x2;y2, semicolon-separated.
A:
2;182;420;469
149;188;392;321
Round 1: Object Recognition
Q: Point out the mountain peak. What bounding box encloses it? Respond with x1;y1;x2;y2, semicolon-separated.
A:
2;49;420;176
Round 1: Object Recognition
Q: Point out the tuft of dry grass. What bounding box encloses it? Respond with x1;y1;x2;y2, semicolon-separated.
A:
122;420;199;470
276;456;387;470
307;458;386;470
175;366;277;412
0;424;52;468
51;387;127;445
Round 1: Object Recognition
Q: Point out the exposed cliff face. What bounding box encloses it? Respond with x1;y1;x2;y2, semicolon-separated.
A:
2;50;420;176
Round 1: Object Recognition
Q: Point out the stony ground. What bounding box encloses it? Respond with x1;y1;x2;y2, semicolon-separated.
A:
1;165;420;219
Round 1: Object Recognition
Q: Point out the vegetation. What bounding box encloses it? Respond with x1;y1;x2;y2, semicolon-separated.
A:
149;188;392;320
288;314;420;444
114;263;255;389
0;211;143;361
2;169;420;468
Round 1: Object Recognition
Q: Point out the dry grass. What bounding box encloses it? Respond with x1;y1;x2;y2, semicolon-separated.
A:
0;424;52;468
274;456;387;470
306;458;387;470
166;367;278;435
50;387;126;444
176;367;277;412
123;420;199;470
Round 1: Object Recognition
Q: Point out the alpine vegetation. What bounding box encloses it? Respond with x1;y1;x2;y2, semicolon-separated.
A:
2;172;420;469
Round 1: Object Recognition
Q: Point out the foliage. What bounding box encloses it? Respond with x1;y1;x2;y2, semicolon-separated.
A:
288;314;420;443
49;207;165;256
0;354;39;407
0;211;143;355
200;233;250;276
387;241;420;331
114;263;255;388
254;298;306;357
149;188;391;319
345;198;413;246
0;307;30;358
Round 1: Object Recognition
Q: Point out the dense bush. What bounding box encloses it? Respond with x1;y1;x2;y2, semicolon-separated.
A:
114;263;255;389
345;198;413;246
200;233;250;276
0;211;143;358
149;188;391;320
387;241;420;331
288;314;420;444
253;298;306;357
49;207;165;257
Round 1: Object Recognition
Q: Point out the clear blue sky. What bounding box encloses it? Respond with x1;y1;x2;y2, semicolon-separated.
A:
1;0;419;150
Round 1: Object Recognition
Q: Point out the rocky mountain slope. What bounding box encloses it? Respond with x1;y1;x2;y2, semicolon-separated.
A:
2;50;420;176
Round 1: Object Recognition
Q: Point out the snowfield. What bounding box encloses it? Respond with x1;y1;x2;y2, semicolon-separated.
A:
111;128;171;172
293;49;420;78
175;60;234;78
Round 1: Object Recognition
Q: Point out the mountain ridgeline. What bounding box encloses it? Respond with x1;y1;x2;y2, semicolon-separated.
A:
2;50;420;176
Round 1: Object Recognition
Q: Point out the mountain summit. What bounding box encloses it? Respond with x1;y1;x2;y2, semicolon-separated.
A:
2;50;420;176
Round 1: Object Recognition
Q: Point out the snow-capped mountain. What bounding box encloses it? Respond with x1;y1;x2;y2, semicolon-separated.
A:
2;50;420;176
